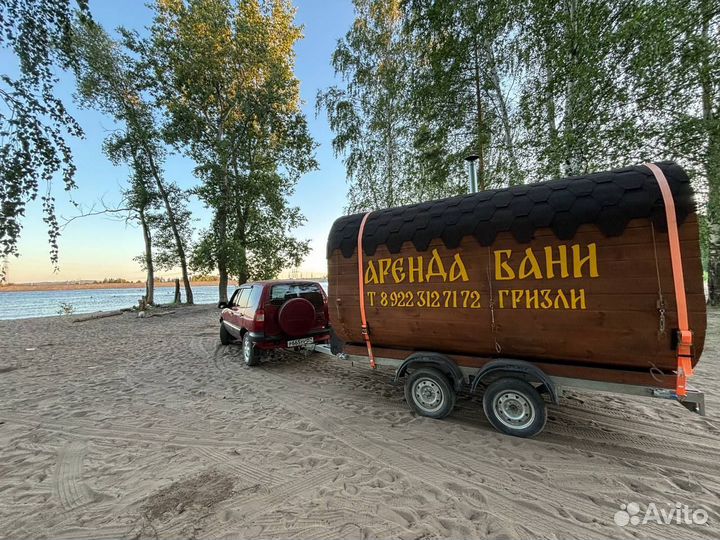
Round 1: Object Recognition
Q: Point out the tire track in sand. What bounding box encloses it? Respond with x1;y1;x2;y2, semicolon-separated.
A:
51;525;132;540
251;368;656;540
173;337;718;538
197;345;601;538
53;441;96;510
271;367;720;529
0;412;251;449
158;468;338;538
192;447;280;486
268;359;720;473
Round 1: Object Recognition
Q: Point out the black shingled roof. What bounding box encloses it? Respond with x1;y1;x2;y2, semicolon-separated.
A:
327;162;695;259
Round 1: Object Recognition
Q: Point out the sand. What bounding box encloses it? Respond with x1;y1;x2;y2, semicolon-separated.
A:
0;305;718;539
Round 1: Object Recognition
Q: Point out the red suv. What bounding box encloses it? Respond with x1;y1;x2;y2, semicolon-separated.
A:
218;280;330;365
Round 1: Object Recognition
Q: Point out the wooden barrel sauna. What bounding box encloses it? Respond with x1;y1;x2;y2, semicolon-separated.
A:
326;162;706;387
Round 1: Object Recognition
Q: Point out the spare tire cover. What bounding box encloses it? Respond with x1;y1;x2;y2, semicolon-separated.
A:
278;297;316;337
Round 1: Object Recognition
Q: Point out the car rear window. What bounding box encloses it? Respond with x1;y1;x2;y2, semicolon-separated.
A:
269;283;324;308
248;285;263;309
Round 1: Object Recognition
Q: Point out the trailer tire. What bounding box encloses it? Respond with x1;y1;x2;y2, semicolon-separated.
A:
404;368;456;419
483;377;546;438
220;323;231;345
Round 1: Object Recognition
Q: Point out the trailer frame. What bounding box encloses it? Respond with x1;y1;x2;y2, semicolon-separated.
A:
312;344;705;436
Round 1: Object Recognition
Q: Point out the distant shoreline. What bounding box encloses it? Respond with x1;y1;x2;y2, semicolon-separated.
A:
0;280;221;293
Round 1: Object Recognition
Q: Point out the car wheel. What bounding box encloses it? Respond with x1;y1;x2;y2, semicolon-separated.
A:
482;377;547;438
220;323;231;345
404;368;456;419
242;333;259;366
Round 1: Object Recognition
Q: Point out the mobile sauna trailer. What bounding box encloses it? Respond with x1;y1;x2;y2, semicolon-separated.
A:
323;162;706;437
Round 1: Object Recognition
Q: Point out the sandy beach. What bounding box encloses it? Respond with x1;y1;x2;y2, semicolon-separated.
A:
0;305;718;539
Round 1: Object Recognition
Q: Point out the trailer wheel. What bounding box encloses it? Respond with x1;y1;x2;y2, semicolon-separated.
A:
220;323;231;345
482;378;546;438
404;368;456;419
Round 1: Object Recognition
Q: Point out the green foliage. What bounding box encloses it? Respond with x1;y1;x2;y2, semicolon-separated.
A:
0;0;90;269
319;0;529;209
406;0;523;190
147;0;316;297
318;0;420;211
323;0;720;302
626;0;719;303
73;19;195;303
517;0;642;178
148;182;193;271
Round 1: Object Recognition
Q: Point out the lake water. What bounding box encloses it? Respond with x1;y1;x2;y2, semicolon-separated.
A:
0;282;329;320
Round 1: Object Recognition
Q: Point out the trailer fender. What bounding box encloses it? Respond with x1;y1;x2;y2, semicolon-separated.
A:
470;359;559;404
393;353;466;391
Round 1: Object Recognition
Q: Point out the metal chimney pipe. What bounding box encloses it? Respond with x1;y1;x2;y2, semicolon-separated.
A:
465;154;479;193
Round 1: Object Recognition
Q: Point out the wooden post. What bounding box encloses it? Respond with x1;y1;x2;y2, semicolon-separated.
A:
173;278;181;304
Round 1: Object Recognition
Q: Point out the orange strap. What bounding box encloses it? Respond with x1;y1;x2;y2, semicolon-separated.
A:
644;163;694;397
357;212;376;368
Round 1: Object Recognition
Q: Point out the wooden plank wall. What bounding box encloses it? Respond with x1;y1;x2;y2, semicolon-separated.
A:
328;216;706;374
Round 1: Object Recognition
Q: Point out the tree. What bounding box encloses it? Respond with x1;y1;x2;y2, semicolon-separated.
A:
320;0;526;209
406;0;524;191
517;0;641;178
62;174;159;305
72;19;195;303
148;0;315;302
318;0;418;211
0;0;90;275
148;181;194;289
126;174;157;306
628;0;720;304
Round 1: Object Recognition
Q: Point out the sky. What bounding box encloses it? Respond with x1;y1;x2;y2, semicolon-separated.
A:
5;0;355;283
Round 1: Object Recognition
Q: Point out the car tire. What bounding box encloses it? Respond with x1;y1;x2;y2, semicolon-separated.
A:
220;323;231;345
404;368;456;419
242;333;260;366
482;377;547;438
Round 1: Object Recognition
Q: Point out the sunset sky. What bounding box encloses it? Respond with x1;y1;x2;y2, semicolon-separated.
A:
4;0;355;283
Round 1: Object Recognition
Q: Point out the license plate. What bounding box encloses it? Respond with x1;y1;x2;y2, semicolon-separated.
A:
287;337;314;347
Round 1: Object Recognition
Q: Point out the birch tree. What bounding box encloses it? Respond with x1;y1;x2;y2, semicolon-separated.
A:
73;20;195;303
517;0;640;178
406;0;524;190
320;0;525;206
628;0;720;304
0;0;90;274
318;0;418;211
148;0;315;302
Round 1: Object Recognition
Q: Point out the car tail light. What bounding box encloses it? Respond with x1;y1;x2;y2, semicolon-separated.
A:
255;309;265;322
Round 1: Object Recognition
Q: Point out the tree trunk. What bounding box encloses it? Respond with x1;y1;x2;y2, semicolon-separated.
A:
216;211;229;303
139;207;154;306
563;0;583;176
473;37;487;190
701;114;719;307
215;111;232;304
543;58;561;179
707;182;720;310
484;41;520;185
235;221;248;285
703;134;719;307
143;148;194;305
173;278;181;304
699;0;719;305
709;215;720;306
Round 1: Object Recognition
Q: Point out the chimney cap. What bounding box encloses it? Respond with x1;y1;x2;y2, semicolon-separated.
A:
465;154;480;162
